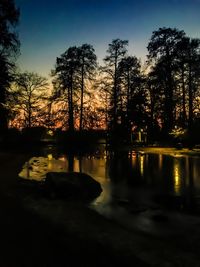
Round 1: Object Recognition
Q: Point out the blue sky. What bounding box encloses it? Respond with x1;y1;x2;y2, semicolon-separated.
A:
16;0;200;77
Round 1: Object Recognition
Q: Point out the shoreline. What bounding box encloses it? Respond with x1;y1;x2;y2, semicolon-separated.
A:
1;149;200;266
132;146;200;156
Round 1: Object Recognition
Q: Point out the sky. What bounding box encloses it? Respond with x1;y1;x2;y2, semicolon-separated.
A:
15;0;200;78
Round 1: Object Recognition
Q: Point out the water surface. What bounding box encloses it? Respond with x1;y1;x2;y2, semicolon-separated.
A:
19;146;200;235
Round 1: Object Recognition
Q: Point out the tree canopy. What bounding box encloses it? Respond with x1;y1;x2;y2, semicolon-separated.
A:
1;12;200;145
0;0;20;132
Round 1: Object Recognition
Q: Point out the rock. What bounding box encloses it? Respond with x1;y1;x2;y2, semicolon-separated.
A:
45;172;102;201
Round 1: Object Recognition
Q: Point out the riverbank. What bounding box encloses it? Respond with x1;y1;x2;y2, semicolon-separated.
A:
1;149;200;266
135;146;200;156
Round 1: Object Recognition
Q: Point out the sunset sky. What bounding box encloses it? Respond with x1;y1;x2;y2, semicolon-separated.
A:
16;0;200;78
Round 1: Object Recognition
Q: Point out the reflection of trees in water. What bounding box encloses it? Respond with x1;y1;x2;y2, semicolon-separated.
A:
108;151;142;184
68;153;74;172
108;151;128;182
40;145;200;213
173;158;182;195
161;156;199;212
107;152;199;212
172;156;200;212
79;156;83;173
185;157;195;211
170;156;199;212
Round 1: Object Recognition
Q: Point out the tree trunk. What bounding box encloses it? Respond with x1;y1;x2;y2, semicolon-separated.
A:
79;63;84;131
68;72;74;133
164;53;174;134
28;105;31;128
126;71;131;142
113;54;118;132
181;64;186;125
188;62;193;132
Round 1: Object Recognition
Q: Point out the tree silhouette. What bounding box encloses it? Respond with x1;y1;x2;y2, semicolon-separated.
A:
118;56;144;140
175;37;189;125
147;27;185;135
0;0;20;132
77;44;97;131
118;57;141;106
2;20;198;145
10;72;49;128
53;46;80;132
53;44;97;132
103;39;128;136
146;65;165;141
175;37;200;130
185;38;200;132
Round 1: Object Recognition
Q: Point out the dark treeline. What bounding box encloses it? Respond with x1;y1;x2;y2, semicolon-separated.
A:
1;0;200;146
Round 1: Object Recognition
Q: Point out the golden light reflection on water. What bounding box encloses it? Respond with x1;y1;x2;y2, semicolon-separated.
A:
131;152;137;168
73;158;80;172
47;154;53;160
173;159;181;195
158;154;163;171
19;152;199;210
140;155;144;176
79;157;108;183
76;157;111;206
58;156;66;162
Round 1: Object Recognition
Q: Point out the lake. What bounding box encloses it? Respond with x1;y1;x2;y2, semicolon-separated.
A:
19;145;200;235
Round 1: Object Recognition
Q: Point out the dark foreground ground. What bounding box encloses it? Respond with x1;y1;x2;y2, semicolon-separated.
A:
1;149;200;267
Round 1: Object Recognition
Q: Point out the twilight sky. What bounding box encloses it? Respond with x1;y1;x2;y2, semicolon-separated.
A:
16;0;200;77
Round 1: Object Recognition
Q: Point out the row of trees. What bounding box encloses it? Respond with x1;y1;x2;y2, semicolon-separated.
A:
49;29;200;143
52;44;97;132
0;0;19;132
1;1;200;143
147;28;200;140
